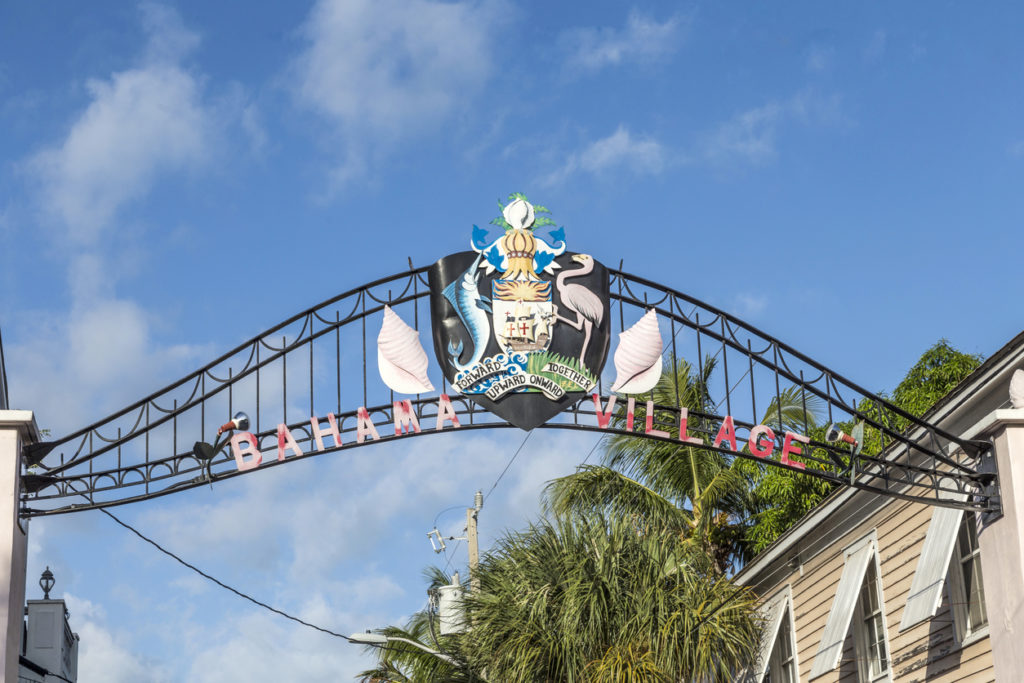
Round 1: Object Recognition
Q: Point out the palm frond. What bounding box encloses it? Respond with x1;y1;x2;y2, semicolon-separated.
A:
544;465;692;531
459;515;759;681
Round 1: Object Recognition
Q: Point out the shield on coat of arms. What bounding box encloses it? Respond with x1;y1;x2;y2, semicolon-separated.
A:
492;279;554;355
428;198;611;430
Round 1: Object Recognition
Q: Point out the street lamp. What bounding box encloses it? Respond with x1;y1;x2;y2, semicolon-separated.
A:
192;412;250;482
348;631;456;665
39;567;54;599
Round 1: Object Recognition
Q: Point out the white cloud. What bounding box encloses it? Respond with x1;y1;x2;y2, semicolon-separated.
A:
28;5;213;244
702;102;783;167
7;6;218;429
805;44;835;73
131;429;574;585
241;104;268;156
788;90;846;126
139;1;201;65
864;29;887;62
542;125;667;186
185;609;373;683
291;0;500;188
65;594;175;683
701;90;847;168
563;10;687;73
5;297;205;432
733;293;768;318
28;420;593;679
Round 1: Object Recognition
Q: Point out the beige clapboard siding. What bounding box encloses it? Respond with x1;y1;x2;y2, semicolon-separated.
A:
791;510;894;646
883;503;993;682
749;491;994;682
894;637;994;683
889;599;955;667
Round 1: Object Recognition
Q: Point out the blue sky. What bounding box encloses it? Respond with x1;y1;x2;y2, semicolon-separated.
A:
2;1;1024;679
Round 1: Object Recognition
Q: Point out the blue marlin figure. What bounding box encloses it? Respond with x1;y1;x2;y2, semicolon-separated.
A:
442;253;492;372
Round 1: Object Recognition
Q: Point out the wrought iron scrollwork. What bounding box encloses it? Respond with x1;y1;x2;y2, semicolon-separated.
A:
19;265;996;517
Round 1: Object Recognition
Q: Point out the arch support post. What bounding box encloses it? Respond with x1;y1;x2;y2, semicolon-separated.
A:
973;409;1024;682
0;410;36;682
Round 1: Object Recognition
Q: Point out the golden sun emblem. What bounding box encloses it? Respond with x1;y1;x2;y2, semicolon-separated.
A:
493;279;551;302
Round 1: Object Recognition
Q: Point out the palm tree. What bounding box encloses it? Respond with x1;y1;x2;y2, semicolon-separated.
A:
356;568;472;683
457;514;761;682
546;355;820;572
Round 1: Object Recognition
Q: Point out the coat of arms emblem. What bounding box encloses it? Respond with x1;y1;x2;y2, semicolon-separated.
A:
429;195;611;429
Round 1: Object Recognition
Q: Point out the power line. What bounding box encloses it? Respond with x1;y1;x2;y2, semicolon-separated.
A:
442;539;464;575
91;504;354;642
432;504;466;530
439;430;533;576
0;324;9;409
579;434;606;468
484;430;532;500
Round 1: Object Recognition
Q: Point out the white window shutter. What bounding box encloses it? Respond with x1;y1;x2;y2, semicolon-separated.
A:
899;481;968;631
748;590;789;682
809;539;875;678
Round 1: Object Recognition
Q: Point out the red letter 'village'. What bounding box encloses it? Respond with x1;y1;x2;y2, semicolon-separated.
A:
231;393;808;473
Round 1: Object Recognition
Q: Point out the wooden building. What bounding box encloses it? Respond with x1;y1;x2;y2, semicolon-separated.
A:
737;333;1024;683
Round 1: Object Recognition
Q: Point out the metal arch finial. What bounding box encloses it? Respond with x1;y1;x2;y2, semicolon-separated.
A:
1010;368;1024;409
40;566;54;599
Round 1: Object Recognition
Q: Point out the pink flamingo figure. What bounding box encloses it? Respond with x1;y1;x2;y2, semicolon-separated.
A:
554;254;604;364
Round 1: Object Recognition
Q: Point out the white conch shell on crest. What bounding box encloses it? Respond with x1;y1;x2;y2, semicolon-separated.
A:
610;309;663;394
1010;369;1024;409
503;198;535;231
377;306;435;394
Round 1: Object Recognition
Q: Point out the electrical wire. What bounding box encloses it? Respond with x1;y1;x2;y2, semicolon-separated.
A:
432;504;466;530
91;505;354;642
438;430;534;577
441;539;464;575
579;434;606;468
0;325;9;408
484;429;533;500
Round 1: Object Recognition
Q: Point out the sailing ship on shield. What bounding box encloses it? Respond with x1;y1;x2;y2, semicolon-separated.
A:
497;300;553;353
428;194;612;430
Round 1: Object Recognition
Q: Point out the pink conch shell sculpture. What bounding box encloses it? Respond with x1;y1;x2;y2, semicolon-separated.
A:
610;309;663;394
377;306;435;394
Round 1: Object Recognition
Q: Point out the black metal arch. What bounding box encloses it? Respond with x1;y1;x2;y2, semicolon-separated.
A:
19;263;997;517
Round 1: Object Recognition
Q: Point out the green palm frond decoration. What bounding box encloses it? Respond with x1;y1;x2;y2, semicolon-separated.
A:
490;192;558;232
526;350;597;391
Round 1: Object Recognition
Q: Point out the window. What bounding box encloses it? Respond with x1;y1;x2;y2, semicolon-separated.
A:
947;514;988;640
748;588;797;683
853;560;890;681
764;608;797;683
810;534;891;680
900;484;989;643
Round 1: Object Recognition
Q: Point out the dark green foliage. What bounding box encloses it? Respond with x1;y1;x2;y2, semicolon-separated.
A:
360;341;983;681
458;516;761;682
549;356;821;572
890;339;983;425
356;568;470;683
360;520;761;682
742;339;984;554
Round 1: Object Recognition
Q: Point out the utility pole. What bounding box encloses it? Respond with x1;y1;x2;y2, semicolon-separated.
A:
467;490;482;592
